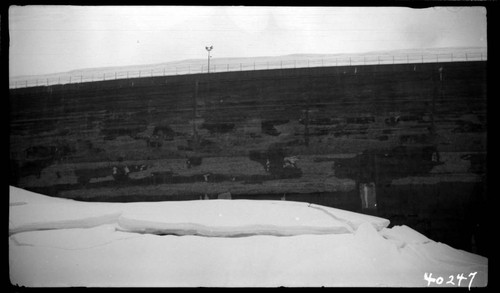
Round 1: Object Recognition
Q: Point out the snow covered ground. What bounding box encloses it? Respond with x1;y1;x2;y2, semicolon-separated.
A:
9;186;487;287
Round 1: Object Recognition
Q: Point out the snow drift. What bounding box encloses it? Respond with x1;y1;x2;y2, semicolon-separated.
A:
9;186;487;287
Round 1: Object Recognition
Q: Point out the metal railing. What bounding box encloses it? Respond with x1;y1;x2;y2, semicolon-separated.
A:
9;51;487;89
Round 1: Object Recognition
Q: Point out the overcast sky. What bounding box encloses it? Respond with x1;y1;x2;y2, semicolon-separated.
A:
9;6;487;77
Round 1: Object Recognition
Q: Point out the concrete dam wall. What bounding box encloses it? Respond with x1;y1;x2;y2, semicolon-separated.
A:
9;61;488;254
11;62;486;140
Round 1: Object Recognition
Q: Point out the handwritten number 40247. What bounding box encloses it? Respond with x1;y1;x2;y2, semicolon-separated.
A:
424;272;477;289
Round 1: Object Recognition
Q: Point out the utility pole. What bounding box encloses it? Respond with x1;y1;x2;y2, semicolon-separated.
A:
439;66;444;103
430;67;440;136
192;80;199;151
205;45;213;110
304;102;310;146
304;74;311;147
203;46;214;109
206;46;213;74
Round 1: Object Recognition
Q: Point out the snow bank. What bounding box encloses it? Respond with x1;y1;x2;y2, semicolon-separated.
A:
9;186;488;287
380;225;431;248
10;224;138;250
9;187;122;235
9;186;389;237
309;204;389;231
117;200;355;236
10;186;69;205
